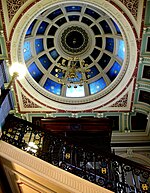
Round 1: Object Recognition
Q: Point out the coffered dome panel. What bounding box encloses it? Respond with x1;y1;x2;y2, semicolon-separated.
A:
11;0;137;111
23;3;126;102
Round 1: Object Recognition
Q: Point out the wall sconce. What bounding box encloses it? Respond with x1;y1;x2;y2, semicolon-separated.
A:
0;63;27;106
8;63;27;88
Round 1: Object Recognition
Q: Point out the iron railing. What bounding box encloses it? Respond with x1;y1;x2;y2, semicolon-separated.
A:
1;114;150;193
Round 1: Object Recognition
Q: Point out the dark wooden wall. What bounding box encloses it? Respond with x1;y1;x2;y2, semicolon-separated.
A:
39;117;112;152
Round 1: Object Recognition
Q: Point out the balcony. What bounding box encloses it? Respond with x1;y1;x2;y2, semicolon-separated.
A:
0;114;150;193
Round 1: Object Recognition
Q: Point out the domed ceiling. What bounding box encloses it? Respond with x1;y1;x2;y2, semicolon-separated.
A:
23;3;125;100
10;0;137;112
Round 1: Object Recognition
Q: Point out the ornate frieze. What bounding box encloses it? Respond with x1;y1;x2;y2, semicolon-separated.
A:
119;0;138;19
21;93;41;108
111;93;128;107
6;0;27;21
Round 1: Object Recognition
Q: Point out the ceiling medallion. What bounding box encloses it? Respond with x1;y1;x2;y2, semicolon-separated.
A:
61;26;89;54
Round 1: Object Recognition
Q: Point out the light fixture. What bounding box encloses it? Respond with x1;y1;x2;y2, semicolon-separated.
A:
7;72;19;89
9;63;27;80
0;66;20;106
55;57;92;88
7;63;27;89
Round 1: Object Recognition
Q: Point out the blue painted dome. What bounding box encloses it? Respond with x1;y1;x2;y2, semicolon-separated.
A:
23;3;125;99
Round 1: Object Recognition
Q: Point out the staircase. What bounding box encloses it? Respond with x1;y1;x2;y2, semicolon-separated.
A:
1;114;150;193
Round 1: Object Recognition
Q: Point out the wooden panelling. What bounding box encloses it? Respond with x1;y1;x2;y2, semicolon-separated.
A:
40;117;112;151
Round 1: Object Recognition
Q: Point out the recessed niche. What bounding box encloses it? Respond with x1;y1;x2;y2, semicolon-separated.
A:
146;37;150;52
142;65;150;79
139;90;150;105
131;113;147;131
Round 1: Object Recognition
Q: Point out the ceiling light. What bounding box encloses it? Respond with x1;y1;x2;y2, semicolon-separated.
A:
55;57;91;88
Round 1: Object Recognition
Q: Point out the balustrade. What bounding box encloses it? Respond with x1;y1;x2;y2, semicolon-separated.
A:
1;114;150;193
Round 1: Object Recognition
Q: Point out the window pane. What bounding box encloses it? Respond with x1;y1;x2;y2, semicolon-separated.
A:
66;85;85;97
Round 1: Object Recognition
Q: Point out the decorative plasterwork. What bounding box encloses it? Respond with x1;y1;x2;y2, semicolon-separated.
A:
110;93;128;107
119;0;139;19
23;2;128;104
14;81;57;113
14;76;135;113
0;141;113;193
21;93;41;109
6;0;27;22
5;0;139;22
10;0;137;112
111;0;145;37
93;78;135;111
0;0;144;44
